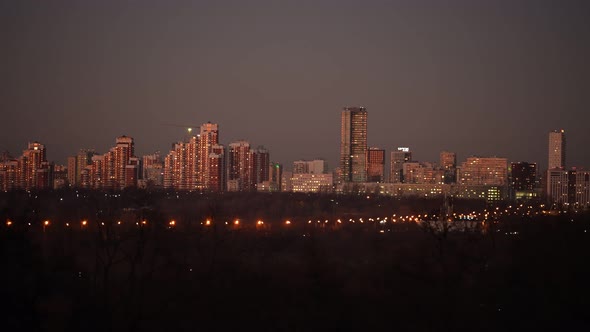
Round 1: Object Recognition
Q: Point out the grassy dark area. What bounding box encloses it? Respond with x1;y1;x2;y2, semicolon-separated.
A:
1;190;589;331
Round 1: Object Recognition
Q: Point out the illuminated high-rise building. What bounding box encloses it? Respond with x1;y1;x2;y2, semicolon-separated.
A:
390;147;412;183
457;157;508;186
511;162;538;200
163;136;198;190
547;169;569;205
228;140;253;191
548;129;566;170
208;144;225;192
67;156;77;186
76;149;95;186
83;136;138;190
197;122;219;190
114;136;134;189
340;107;367;183
367;148;385;183
0;152;18;191
90;155;104;189
162;122;225;191
546;168;590;207
17;142;50;190
164;142;185;189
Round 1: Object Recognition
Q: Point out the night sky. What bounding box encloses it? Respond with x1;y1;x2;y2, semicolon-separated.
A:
2;0;589;170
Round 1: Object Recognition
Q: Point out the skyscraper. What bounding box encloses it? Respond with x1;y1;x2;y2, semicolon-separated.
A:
228;140;253;191
114;136;135;189
197;122;219;190
548;129;566;170
18;142;51;190
340;106;367;183
163;137;198;190
251;146;270;188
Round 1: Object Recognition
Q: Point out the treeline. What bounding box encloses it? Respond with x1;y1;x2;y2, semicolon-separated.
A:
0;189;487;228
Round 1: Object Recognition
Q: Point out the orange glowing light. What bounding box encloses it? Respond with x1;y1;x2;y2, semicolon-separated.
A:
169;220;176;226
205;220;211;226
6;220;12;226
234;219;240;225
81;220;88;226
43;220;50;226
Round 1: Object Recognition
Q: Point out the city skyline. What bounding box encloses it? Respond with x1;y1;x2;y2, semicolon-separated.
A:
2;125;589;173
2;1;589;170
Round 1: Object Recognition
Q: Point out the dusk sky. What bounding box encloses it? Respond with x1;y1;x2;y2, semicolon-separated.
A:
2;0;589;170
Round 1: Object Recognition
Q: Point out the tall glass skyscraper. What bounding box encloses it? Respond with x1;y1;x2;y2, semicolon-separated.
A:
340;107;367;183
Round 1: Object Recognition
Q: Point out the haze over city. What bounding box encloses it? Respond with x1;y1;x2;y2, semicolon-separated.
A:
2;0;590;169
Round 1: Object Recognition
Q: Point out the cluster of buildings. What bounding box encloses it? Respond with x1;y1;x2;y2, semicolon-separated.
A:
333;107;588;207
65;136;139;190
545;130;590;208
334;107;511;202
162;123;274;192
0;142;52;191
63;123;277;192
1;109;589;208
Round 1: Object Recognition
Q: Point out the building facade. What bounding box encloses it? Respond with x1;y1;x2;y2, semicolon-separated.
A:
457;157;508;186
367;148;385;183
548;129;566;170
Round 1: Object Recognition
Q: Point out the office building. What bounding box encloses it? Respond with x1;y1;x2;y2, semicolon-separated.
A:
457;157;508;186
548;129;566;170
340;106;367;183
390;147;412;183
367;148;385;183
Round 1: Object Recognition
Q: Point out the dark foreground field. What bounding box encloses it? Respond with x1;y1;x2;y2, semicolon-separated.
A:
1;191;589;331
